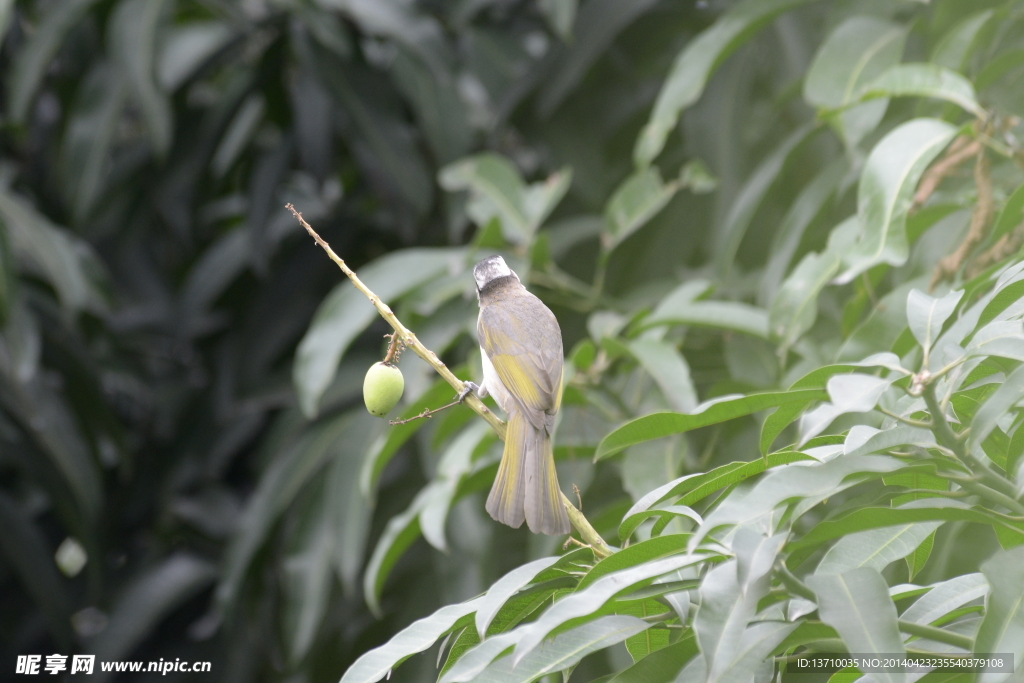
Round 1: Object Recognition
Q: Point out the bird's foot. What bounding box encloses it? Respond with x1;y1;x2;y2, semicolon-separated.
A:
457;381;480;403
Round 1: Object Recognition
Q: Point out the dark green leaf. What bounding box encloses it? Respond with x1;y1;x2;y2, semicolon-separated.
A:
596;390;823;460
634;0;815;166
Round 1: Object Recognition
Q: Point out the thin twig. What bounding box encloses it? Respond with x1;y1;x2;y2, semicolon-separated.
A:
389;400;462;425
289;204;613;558
913;136;980;209
930;148;993;289
968;218;1024;278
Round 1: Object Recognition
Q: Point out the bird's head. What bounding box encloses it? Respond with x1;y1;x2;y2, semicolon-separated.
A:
473;255;519;294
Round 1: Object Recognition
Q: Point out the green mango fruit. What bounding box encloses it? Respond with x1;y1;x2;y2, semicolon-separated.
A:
363;362;404;417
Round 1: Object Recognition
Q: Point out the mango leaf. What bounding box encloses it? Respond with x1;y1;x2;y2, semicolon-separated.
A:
330;415;384;598
640;301;770;338
363;489;428;618
858;63;985;118
815;520;944;576
709;620;797;683
769;249;841;351
340;596;485;683
281;482;336;665
293;248;462;418
906;530;935;581
9;0;101;123
109;0;173;158
216;412;365;614
0;186;108;315
760;353;907;453
787;502;1024;568
618;450;811;540
633;0;814;167
474;556;566;638
59;63;127;224
700;533;786;683
603;167;681;250
419;422;493;552
989;182;1024;245
691;455;905;548
835;119;958;283
0;492;73;646
761;157;848;304
90;554;218;683
627;339;698;412
803;16;907;147
511;554;710;665
596;389;824;460
798;373;892;445
906;289;964;360
714;123;817;276
969;363;1024;450
931;10;994;72
440;154;570;244
807;569;905;683
577;535;692;591
536;0;661;115
901;573;988;625
975;546;1024;683
472;616;650;683
844;427;936;458
319;60;433;215
157;20;235;91
607;633;698;683
620;599;671;661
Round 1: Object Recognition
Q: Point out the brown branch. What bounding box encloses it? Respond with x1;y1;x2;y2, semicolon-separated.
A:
913;137;980;210
288;204;613;558
930;149;993;289
967;218;1024;278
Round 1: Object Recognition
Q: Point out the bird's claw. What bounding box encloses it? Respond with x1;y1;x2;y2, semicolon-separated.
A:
457;381;480;403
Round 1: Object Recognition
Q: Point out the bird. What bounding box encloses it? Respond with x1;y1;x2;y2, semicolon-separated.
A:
459;255;571;535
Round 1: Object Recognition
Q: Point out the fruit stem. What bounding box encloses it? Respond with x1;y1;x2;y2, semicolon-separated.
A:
289;204;612;557
382;331;403;365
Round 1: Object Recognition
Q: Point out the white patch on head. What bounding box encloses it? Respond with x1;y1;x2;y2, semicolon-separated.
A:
473;255;518;290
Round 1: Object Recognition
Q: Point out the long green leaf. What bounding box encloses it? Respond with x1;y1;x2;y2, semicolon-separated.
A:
788;502;1024;569
807;569;905;683
511;554;710;665
691;455;905;548
9;0;101;123
473;616;650;683
619;451;813;540
969;363;1024;450
596;390;823;460
835;119;958;283
641;300;770;338
109;0;173;158
975;546;1024;683
901;573;988;626
627;338;697;412
803;16;907;146
634;0;815;166
857;63;985;117
341;596;484;683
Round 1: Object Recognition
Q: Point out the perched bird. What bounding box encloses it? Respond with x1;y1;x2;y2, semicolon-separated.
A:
461;255;570;535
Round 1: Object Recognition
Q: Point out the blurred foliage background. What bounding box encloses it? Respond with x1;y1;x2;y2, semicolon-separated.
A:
3;0;1024;682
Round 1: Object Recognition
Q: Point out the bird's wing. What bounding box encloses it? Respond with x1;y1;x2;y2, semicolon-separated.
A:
478;297;563;416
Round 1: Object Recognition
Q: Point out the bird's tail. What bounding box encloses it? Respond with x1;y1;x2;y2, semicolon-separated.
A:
486;409;570;535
